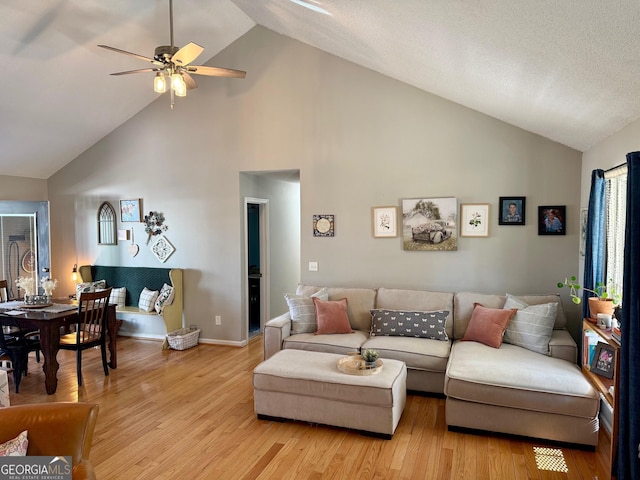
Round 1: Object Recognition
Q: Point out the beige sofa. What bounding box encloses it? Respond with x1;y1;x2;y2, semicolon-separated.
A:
263;284;600;446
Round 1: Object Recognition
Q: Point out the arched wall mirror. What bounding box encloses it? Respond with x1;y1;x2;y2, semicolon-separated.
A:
97;202;117;245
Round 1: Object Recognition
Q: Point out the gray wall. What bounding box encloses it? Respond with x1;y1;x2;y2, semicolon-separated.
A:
0;175;47;201
47;26;583;344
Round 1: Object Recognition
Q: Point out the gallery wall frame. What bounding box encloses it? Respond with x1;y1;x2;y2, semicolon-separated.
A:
460;203;490;237
313;214;334;237
538;205;566;236
498;197;526;225
120;199;143;222
401;197;458;251
372;206;398;238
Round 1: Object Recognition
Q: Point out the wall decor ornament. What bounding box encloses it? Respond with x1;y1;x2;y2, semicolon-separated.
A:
120;199;143;222
313;214;334;237
151;235;175;263
144;211;168;245
460;203;490;237
372;206;398;238
402;197;457;251
498;196;526;225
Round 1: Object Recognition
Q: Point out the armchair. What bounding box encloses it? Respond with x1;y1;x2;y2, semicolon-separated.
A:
0;402;99;480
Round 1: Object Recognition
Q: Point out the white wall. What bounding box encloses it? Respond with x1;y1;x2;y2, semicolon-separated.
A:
47;26;583;343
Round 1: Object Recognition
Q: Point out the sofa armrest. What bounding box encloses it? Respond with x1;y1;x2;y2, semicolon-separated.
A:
549;329;577;364
264;312;291;360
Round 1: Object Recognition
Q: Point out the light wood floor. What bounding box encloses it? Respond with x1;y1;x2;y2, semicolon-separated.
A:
8;335;611;480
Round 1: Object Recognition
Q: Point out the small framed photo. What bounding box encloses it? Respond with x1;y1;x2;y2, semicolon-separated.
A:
538;206;566;235
498;197;526;225
460;204;490;237
590;343;615;379
120;199;142;222
313;214;334;237
372;206;398;238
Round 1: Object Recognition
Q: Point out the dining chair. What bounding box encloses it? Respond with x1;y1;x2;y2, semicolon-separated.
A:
0;278;41;364
0;324;39;393
59;288;112;386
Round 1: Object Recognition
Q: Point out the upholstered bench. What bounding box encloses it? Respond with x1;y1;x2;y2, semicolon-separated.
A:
253;349;407;438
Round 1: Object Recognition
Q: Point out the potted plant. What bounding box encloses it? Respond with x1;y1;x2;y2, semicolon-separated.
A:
557;275;620;320
361;349;379;369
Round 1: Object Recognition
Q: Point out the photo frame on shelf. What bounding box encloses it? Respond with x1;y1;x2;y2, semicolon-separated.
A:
538;205;566;235
120;199;143;222
590;343;615;379
498;197;525;225
460;203;490;237
372;206;398;238
313;214;334;237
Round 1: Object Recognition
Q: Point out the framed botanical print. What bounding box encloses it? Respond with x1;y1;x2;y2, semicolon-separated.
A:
372;206;398;238
460;204;490;237
498;197;525;225
120;199;142;222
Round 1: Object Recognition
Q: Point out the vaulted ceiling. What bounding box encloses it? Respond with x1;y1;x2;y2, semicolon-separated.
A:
2;1;639;179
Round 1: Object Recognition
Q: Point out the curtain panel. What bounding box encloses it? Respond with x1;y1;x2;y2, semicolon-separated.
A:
583;169;606;319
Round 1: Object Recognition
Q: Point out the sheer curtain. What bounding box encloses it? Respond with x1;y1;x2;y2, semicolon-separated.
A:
605;164;627;302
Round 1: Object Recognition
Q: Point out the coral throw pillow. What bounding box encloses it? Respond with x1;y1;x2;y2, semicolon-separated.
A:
313;297;353;335
0;430;28;456
461;303;517;348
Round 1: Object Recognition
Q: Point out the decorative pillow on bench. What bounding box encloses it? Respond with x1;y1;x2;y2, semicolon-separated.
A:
138;287;159;313
370;309;449;340
155;283;175;314
109;287;126;308
76;280;106;299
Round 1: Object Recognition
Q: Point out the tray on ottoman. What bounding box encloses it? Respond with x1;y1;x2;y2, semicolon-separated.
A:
253;349;407;438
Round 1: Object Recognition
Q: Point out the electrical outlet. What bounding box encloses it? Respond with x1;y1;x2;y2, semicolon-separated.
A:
309;261;318;272
215;315;221;326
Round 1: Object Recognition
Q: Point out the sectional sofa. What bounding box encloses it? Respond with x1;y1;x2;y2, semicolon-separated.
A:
263;284;600;447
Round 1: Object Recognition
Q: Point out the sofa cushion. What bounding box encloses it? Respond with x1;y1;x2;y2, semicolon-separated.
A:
454;292;567;340
461;304;517;348
370;309;449;340
283;330;368;355
502;294;557;355
314;298;353;334
362;336;451;373
445;341;599;419
296;284;376;332
285;288;329;334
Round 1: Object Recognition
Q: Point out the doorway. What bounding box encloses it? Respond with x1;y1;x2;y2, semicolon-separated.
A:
244;198;268;339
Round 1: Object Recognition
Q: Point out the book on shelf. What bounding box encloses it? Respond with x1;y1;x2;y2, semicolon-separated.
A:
612;327;621;345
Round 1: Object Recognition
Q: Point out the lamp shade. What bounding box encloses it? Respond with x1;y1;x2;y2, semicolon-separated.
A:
154;73;167;93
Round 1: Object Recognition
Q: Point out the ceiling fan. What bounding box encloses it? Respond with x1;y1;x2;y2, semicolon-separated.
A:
98;0;246;109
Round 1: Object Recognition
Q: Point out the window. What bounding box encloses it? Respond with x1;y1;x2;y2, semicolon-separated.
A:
604;164;627;303
97;202;117;245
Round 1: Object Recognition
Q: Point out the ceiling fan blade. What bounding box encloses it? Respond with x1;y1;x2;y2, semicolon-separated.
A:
171;42;204;66
110;68;159;76
181;72;198;90
98;45;164;66
185;65;246;78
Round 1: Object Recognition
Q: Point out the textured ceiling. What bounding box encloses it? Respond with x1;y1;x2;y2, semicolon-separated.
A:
2;0;640;179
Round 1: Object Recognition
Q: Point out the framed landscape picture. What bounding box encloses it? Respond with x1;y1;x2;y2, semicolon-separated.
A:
372;206;398;238
538;206;566;235
402;197;457;251
120;199;142;222
498;197;526;225
460;203;490;237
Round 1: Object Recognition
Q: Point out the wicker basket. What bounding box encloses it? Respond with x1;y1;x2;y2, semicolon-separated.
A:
166;327;200;350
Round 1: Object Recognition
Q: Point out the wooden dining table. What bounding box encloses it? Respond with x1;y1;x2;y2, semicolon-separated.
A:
0;300;118;394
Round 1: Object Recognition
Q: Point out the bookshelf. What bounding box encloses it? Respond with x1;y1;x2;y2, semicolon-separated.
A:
582;319;620;475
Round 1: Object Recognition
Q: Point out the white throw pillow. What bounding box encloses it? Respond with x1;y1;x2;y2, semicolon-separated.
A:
502;294;557;355
138;287;159;313
109;287;127;308
154;283;175;314
285;288;329;334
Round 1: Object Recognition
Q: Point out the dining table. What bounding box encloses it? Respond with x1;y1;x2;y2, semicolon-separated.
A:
0;299;118;394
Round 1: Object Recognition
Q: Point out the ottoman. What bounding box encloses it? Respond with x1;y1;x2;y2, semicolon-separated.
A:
253;349;407;438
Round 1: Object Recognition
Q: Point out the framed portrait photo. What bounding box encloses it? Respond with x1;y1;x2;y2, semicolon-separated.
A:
498;197;526;225
460;204;490;237
590;343;615;379
372;206;398;238
538;206;566;235
120;199;142;222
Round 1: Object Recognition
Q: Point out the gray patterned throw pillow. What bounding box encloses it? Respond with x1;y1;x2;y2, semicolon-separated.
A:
369;309;449;341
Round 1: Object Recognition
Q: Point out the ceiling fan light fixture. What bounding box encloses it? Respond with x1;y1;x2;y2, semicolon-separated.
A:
153;72;167;93
171;73;187;97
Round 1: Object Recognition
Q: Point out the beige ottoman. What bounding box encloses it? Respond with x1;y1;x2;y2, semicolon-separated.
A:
253;349;407;438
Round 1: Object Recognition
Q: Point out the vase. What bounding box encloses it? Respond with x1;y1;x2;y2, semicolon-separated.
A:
364;361;377;369
588;297;615;320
